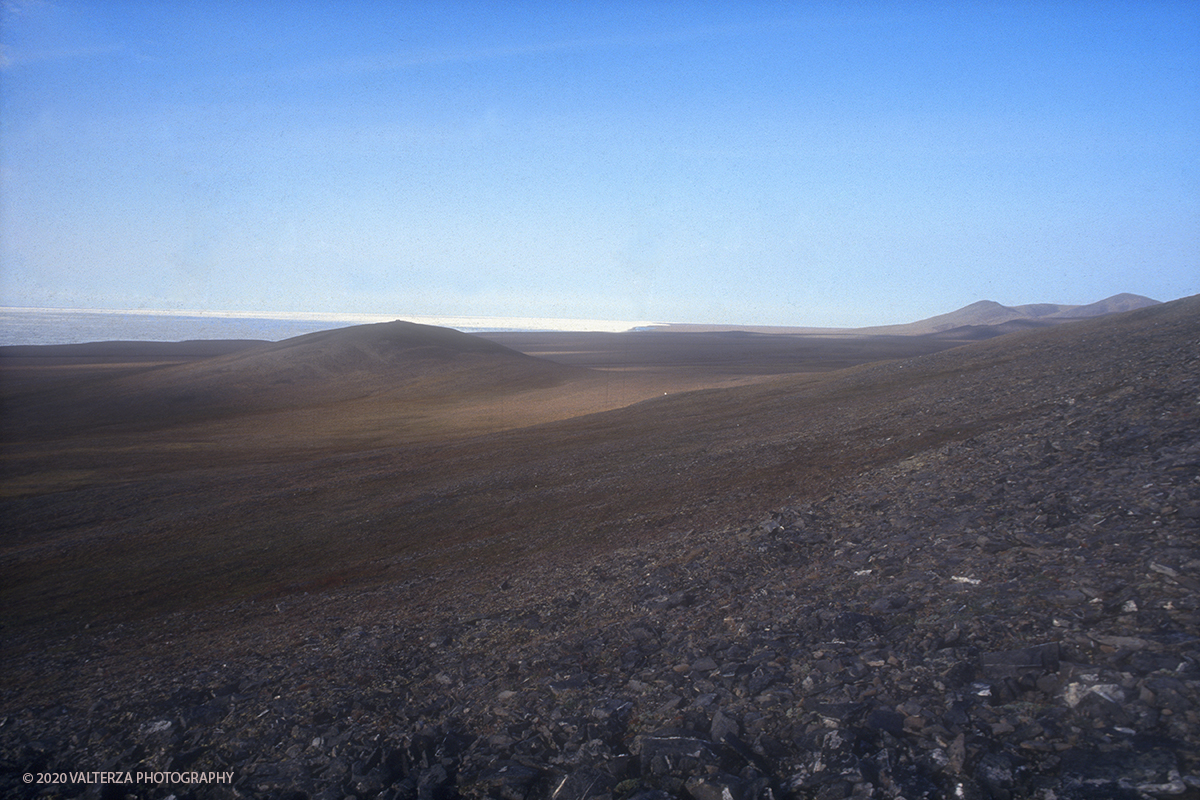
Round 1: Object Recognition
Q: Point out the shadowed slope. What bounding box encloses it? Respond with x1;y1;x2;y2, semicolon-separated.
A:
927;319;1060;340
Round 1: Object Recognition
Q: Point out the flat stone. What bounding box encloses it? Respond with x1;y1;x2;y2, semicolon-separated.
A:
636;728;723;778
979;643;1060;680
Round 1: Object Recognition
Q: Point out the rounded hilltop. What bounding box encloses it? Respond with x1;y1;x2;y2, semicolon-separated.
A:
1;319;589;436
200;319;544;378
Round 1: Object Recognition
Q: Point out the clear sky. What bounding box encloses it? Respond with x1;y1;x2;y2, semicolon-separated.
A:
2;1;1197;327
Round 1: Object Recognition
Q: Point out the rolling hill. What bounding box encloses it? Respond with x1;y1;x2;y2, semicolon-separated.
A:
126;318;590;408
1;319;590;437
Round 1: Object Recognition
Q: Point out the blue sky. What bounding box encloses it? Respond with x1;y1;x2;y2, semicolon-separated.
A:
2;1;1197;327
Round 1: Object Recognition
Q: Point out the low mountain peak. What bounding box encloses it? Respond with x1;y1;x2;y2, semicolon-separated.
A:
265;319;511;358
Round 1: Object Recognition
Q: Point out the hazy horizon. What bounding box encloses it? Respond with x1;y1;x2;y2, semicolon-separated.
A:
2;2;1197;328
2;289;1178;347
0;305;671;346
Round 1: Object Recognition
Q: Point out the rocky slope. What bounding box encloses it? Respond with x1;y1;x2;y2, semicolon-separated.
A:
1;297;1198;799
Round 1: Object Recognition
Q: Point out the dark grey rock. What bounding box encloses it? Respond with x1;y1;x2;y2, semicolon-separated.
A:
684;772;748;800
974;752;1022;800
979;642;1060;681
709;709;739;744
865;708;905;737
471;761;545;800
548;767;616;800
828;612;885;641
636;728;723;778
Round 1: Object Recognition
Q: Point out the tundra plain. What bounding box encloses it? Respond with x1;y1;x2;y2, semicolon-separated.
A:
2;296;1198;799
0;323;965;643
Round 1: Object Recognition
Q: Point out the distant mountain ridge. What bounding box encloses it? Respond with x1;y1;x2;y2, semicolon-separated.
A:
892;293;1160;337
654;294;1163;335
